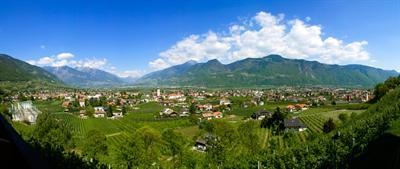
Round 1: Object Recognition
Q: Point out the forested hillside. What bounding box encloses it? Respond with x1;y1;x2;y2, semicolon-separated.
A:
0;54;60;83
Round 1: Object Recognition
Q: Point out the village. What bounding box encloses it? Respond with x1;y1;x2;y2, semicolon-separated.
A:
8;87;371;134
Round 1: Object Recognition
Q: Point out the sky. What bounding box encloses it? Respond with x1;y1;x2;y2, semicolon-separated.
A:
0;0;399;78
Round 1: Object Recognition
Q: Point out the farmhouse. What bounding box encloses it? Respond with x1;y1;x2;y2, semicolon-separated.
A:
295;104;308;111
284;118;307;132
197;104;213;111
179;108;190;117
251;110;273;120
167;93;184;100
113;112;123;118
62;101;72;112
202;111;223;120
195;139;207;151
79;110;87;119
79;99;85;107
159;108;178;117
286;105;296;112
219;98;231;106
94;106;106;118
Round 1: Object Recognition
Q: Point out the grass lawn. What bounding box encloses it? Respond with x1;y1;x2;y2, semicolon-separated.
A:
320;109;364;121
34;100;64;113
175;125;200;140
227;102;288;117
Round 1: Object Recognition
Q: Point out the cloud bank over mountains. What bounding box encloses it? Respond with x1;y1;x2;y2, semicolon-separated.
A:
27;52;144;78
27;52;107;69
150;11;370;70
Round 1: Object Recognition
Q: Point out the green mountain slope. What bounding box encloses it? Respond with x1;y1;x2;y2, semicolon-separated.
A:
137;55;398;87
0;54;60;83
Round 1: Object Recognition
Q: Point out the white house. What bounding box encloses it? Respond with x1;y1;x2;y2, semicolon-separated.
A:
94;106;106;118
113;112;123;118
219;98;231;106
10;101;41;124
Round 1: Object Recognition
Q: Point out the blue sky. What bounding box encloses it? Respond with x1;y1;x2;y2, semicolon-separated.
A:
0;0;399;77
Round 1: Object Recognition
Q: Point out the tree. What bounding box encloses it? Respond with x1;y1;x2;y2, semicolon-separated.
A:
106;105;113;117
114;136;145;168
189;103;197;114
323;118;336;133
18;93;27;101
0;104;11;119
371;76;400;103
136;126;161;166
206;120;237;167
121;106;127;115
261;107;286;133
85;106;94;117
338;113;348;122
373;83;389;102
162;129;185;166
33;112;72;149
189;114;199;124
82;130;107;159
238;121;260;155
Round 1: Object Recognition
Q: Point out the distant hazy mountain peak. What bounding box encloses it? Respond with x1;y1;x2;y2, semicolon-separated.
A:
206;58;222;63
263;54;286;61
183;60;198;65
43;66;127;88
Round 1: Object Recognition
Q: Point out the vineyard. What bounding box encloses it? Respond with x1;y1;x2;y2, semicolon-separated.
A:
298;109;365;133
13;104;362;149
49;112;192;149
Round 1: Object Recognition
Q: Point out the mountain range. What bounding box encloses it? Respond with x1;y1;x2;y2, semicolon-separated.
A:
1;54;398;88
137;55;398;88
43;66;129;88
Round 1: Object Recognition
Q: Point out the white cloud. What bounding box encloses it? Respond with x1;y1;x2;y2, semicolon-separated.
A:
71;58;107;69
57;52;74;59
149;58;171;71
28;56;55;65
150;11;371;70
52;59;69;67
26;60;36;65
27;52;144;78
116;70;145;78
40;45;46;49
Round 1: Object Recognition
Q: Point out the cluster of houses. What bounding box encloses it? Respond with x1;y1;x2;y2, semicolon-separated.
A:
10;87;372;123
159;108;189;117
286;104;309;112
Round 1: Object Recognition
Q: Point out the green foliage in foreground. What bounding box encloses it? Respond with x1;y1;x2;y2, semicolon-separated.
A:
82;130;108;159
371;75;400;103
18;111;105;168
259;85;400;168
7;84;400;168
